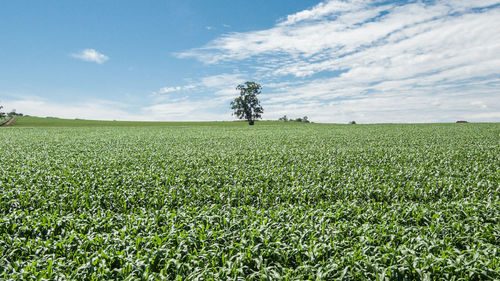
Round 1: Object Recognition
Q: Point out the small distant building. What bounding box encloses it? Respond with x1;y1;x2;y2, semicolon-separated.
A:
456;120;468;123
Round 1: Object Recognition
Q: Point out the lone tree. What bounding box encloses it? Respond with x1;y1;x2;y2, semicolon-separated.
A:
231;81;263;125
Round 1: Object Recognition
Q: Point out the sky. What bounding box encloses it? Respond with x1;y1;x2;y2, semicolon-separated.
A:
1;0;499;123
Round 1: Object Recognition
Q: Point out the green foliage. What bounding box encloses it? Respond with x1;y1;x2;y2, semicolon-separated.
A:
279;115;310;123
278;115;288;121
0;105;5;119
0;123;499;280
7;109;23;117
231;81;264;125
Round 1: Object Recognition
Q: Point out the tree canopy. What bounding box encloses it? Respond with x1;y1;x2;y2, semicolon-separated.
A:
230;81;264;125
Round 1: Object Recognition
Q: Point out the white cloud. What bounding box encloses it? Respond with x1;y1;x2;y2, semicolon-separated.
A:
200;73;246;96
142;98;231;121
143;73;249;120
263;91;500;123
177;0;500;122
71;49;109;64
154;73;245;98
2;94;234;122
1;97;148;121
159;86;182;94
158;85;196;94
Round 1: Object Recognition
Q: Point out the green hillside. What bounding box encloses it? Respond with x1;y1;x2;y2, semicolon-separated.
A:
10;116;289;127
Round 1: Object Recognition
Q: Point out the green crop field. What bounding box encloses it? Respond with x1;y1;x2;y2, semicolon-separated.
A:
1;117;499;280
10;116;252;127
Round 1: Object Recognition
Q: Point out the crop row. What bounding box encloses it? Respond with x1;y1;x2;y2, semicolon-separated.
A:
0;124;498;280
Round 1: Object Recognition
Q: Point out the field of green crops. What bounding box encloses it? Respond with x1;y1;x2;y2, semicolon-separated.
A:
1;119;499;280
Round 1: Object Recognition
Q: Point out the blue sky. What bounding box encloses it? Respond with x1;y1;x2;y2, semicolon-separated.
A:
1;0;499;122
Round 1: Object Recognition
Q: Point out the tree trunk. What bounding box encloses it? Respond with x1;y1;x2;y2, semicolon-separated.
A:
249;120;254;125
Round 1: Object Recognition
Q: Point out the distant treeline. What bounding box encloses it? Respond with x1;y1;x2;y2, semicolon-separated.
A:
278;115;310;123
8;111;24;117
0;108;24;119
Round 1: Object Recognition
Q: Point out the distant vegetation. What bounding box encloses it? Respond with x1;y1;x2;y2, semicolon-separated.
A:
278;115;310;123
7;109;24;117
0;106;23;121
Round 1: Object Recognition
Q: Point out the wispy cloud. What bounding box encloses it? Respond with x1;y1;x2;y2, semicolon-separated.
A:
158;85;196;94
154;73;245;98
177;0;500;122
153;73;245;97
3;94;232;122
146;73;246;119
142;97;231;121
71;49;109;64
200;73;246;96
2;96;143;121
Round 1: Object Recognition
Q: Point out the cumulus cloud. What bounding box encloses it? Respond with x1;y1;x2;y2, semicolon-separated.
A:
177;0;500;122
71;49;109;64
